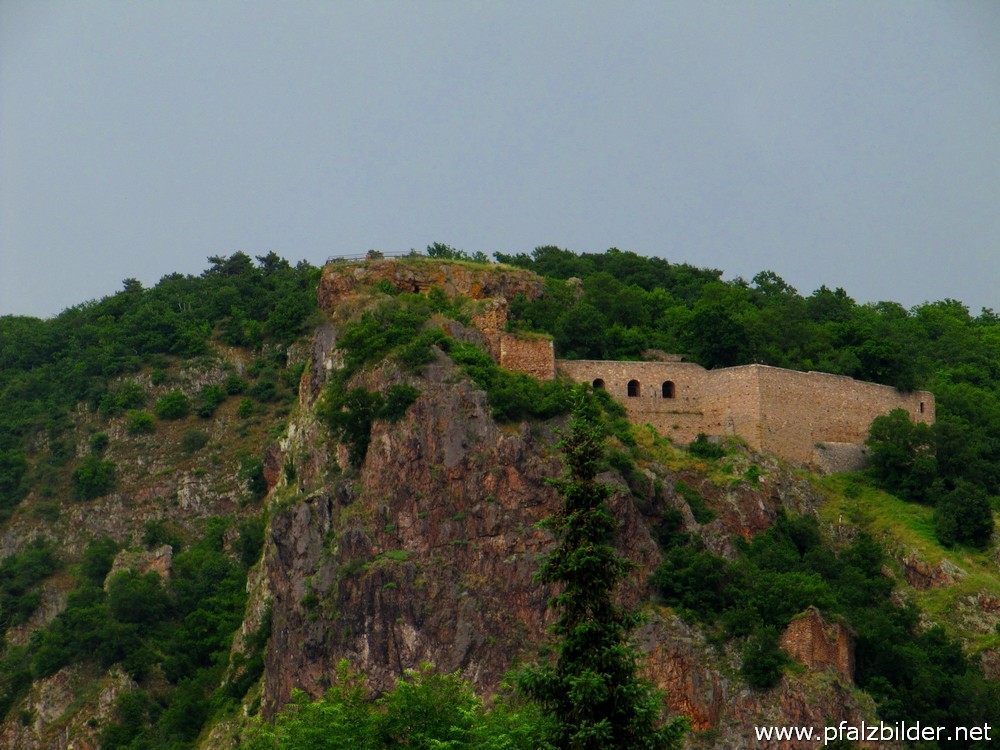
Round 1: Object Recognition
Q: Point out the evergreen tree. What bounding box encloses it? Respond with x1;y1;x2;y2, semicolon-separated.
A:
518;390;687;749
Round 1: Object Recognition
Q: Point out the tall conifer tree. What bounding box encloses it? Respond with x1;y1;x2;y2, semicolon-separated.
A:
518;390;687;749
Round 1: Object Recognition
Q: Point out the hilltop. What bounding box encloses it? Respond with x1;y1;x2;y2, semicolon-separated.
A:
0;247;996;749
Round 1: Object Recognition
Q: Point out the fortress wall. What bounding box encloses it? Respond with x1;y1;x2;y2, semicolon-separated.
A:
752;365;935;463
699;367;765;450
550;359;936;467
556;360;711;443
500;335;556;381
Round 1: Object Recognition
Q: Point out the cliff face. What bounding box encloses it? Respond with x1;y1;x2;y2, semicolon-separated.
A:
248;297;886;748
259;349;567;711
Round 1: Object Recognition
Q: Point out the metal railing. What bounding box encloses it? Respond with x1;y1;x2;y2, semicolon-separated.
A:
325;250;426;265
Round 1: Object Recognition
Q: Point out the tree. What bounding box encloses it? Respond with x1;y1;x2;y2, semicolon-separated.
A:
517;390;687;749
933;480;995;548
866;409;937;504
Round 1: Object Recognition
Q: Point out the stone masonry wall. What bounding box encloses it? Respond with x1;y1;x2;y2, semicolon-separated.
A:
556;360;710;442
753;365;934;463
556;359;935;468
499;335;556;381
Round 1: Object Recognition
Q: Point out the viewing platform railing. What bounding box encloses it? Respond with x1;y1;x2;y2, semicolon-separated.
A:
325;250;426;265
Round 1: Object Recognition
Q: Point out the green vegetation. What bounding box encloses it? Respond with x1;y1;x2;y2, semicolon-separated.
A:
71;455;116;500
321;384;421;467
14;519;264;747
650;511;999;742
241;661;554;750
517;393;687;749
500;247;1000;532
867;409;995;548
0;251;319;461
0;539;59;634
180;428;210;454
446;341;574;422
154;391;191;420
2;246;998;746
126;409;155;434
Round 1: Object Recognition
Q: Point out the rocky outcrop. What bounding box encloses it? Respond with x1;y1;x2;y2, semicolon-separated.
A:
0;666;134;750
106;544;173;583
642;611;883;749
317;259;547;317
259;353;573;712
901;554;966;589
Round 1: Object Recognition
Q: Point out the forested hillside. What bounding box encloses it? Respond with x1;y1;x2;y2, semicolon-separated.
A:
0;246;997;750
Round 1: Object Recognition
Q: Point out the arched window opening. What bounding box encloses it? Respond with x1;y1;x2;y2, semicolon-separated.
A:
662;381;675;399
627;379;640;398
592;378;606;390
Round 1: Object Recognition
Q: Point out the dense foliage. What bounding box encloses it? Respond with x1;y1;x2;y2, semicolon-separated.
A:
10;519;265;749
518;392;687;749
867;409;995;547
651;510;998;747
241;661;554;750
0;252;318;458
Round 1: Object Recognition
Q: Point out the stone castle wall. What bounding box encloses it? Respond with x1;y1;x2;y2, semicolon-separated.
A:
499;335;556;381
753;365;933;463
557;359;934;468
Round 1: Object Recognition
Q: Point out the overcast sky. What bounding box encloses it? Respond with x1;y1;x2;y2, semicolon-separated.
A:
2;1;999;319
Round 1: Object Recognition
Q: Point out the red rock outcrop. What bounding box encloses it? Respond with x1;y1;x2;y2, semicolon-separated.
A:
317;258;546;317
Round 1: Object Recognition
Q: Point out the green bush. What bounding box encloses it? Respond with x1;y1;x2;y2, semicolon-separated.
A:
225;374;249;394
107;570;170;625
80;537;121;585
380;385;421;422
180;429;210;454
71;456;116;500
237;397;254;418
195;383;227;418
686;434;725;459
89;432;110;454
933;480;994;548
249;378;279;403
321;384;421;466
125;409;155;434
398;327;447;372
99;381;147;416
447;341;573;422
0;539;59;632
866;409;937;504
674;480;715;524
154;391;190;420
0;451;28;518
740;626;789;689
240;458;268;501
142;520;183;551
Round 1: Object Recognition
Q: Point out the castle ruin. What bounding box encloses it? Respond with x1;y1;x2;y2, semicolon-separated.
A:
320;258;934;470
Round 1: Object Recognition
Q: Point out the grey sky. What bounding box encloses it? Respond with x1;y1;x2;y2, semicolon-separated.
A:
2;1;999;319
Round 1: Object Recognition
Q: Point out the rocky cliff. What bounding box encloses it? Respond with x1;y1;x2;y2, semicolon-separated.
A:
239;281;893;748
